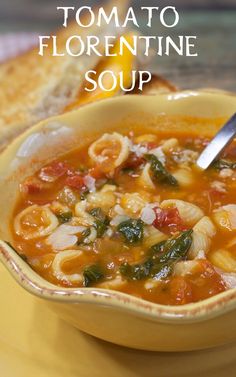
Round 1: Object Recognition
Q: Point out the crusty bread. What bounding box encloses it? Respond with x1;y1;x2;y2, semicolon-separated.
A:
0;1;131;149
0;0;176;150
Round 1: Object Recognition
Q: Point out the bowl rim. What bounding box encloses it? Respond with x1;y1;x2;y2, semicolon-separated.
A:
2;240;236;324
1;90;236;324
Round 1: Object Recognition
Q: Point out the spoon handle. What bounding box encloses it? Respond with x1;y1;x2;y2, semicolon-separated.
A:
196;113;236;170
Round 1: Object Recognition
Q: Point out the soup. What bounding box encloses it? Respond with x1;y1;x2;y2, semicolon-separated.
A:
11;122;236;305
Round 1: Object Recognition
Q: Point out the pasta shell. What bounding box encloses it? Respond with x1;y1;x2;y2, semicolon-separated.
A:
88;132;130;172
120;193;147;215
87;190;116;212
210;249;236;273
161;138;179;153
143;226;167;248
74;200;95;226
213;205;236;231
172;168;194;187
188;231;211;259
161;199;204;226
174;260;200;276
52;250;83;283
138;163;155;190
134;134;158;144
14;205;59;240
193;216;216;238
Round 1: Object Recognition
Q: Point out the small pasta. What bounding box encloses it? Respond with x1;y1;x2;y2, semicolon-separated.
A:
161;138;179;153
50;201;71;215
14;205;59;240
74;201;94;226
87;190;116;212
174;260;200;276
172;168;194;187
134;134;158;144
161;199;204;226
188;217;216;259
100;184;117;193
52;250;83;283
210;249;236;273
88;132;130;171
188;231;211;259
143;225;167;248
193;216;216;238
120;193;147;215
138;163;155;190
213;205;236;232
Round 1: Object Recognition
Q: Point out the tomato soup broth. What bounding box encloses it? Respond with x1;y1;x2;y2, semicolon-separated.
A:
12;121;236;305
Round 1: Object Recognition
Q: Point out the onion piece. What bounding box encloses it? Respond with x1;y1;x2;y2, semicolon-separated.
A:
47;224;86;251
141;205;156;225
84;175;96;193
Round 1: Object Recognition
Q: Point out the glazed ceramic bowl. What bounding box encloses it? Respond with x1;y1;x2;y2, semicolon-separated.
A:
1;91;236;352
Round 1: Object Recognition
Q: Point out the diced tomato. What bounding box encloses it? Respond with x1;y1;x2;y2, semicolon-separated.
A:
65;175;86;191
146;142;158;150
169;276;193;305
21;177;44;194
188;260;226;301
39;161;71;182
123;153;145;170
89;166;106;179
209;189;226;201
152;207;187;233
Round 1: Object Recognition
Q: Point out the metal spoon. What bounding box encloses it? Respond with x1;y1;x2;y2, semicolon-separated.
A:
196;113;236;170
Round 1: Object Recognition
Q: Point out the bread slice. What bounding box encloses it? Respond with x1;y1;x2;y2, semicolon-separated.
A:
0;1;131;150
0;1;176;150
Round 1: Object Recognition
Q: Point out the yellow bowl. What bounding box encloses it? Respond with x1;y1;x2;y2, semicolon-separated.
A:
1;91;236;352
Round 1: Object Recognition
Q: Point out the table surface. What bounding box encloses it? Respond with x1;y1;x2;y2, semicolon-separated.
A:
0;10;235;92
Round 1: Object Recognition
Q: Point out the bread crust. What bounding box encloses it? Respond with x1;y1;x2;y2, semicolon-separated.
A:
0;1;132;148
0;1;176;150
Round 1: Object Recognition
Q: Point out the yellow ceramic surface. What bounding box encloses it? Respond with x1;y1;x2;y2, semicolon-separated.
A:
1;92;236;352
1;262;236;377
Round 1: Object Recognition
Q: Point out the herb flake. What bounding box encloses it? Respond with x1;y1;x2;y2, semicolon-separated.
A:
83;264;104;287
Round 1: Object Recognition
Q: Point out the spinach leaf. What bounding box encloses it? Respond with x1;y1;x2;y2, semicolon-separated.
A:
151;230;193;279
212;159;236;170
89;208;110;238
83;264;104;287
56;211;73;224
120;260;153;281
118;219;144;244
145;154;178;186
120;230;193;281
